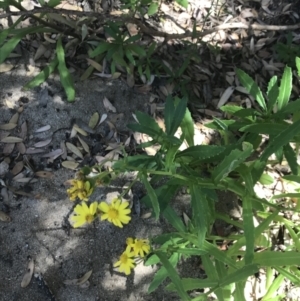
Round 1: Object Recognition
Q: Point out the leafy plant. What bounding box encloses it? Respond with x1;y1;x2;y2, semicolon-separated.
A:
79;57;300;300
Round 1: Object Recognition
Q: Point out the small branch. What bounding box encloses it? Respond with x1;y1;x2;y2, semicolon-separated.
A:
1;7;300;40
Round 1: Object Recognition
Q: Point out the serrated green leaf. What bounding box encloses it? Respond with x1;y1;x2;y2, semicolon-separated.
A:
240;123;288;135
260;119;300;161
273;98;300;118
56;37;75;101
148;3;159;15
180;107;194;147
283;143;298;175
236;68;267;112
148;253;181;294
267;75;279;112
23;58;58;89
212;142;253;183
176;145;226;159
164;96;187;137
277;65;292;111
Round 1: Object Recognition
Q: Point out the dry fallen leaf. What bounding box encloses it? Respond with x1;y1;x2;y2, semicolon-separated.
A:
0;210;11;222
1;136;23;143
35;125;51;133
77;136;90;154
0;123;17;130
19;121;27;140
73;124;88;136
21;258;34;288
0;63;14;73
62;161;79;170
34;138;52;148
89;112;99;129
217;86;235;109
11;161;24;176
26;148;45;154
3;143;15;155
17;142;26;154
99;113;107;125
103;97;117;113
35;171;54;178
64;270;93;286
15;178;38;183
41;149;63;158
66;142;84;159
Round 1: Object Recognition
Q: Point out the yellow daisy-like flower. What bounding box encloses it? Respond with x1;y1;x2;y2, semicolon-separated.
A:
114;248;135;275
98;198;131;228
126;237;150;258
67;179;94;201
71;202;97;228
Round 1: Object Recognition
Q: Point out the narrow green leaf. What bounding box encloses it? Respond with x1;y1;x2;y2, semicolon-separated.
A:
275;266;300;285
125;49;135;65
135;111;162;131
236;68;267;111
167;278;218;291
277;65;292;111
140;173;160;219
124;34;141;44
296;57;300;76
273;99;300;118
242;196;255;265
90;41;111;58
190;185;208;246
163;205;186;232
126;44;146;56
156;251;191;300
219;264;259;287
212;142;253;183
233;281;247;301
180;107;194;147
240;123;287;135
282;175;300;183
283;143;298;175
237;164;254;195
283;223;300;251
176;145;225;160
47;0;61;7
258;173;274;185
260;119;300;161
175;0;188;8
267;75;279;112
24;58;58;89
148;252;180;293
56;37;75;101
220;105;242;115
147;3;159;15
175;248;207;256
262;273;285;300
164;96;187;137
254;251;300;266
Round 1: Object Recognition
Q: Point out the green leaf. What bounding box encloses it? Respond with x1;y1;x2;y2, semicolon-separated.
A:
258;173;274;185
212;142;253;183
126;44;146;56
283;143;298;175
282;175;300;183
167;278;218;291
240;123;288;135
273;98;300;118
190;185;209;246
242;196;255;265
219;264;259;287
125;49;136;65
267;75;279;112
254;251;300;266
47;0;61;7
56;37;75;101
23;58;58;89
180;107;194;147
0;26;48;64
277;65;292;111
164;96;187;137
140;173;160;219
260;119;300;161
147;3;159;15
148;252;180;293
176;145;226;160
155;252;191;300
112;51;128;68
220;105;242;115
275;266;300;285
175;0;188;8
124;34;141;44
90;41;111;58
236;68;267;112
163;205;186;232
296;57;300;76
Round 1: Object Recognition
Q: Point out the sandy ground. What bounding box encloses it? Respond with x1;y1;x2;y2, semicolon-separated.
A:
0;65;181;301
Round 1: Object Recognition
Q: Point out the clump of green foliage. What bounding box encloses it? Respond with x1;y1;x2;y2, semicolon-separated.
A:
89;57;300;300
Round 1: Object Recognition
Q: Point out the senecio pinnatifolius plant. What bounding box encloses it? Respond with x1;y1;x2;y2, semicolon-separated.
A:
65;58;300;300
66;178;150;276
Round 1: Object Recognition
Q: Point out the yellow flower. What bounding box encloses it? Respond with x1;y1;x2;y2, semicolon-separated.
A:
98;198;131;228
71;202;97;228
114;248;135;275
67;179;94;201
126;237;150;258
